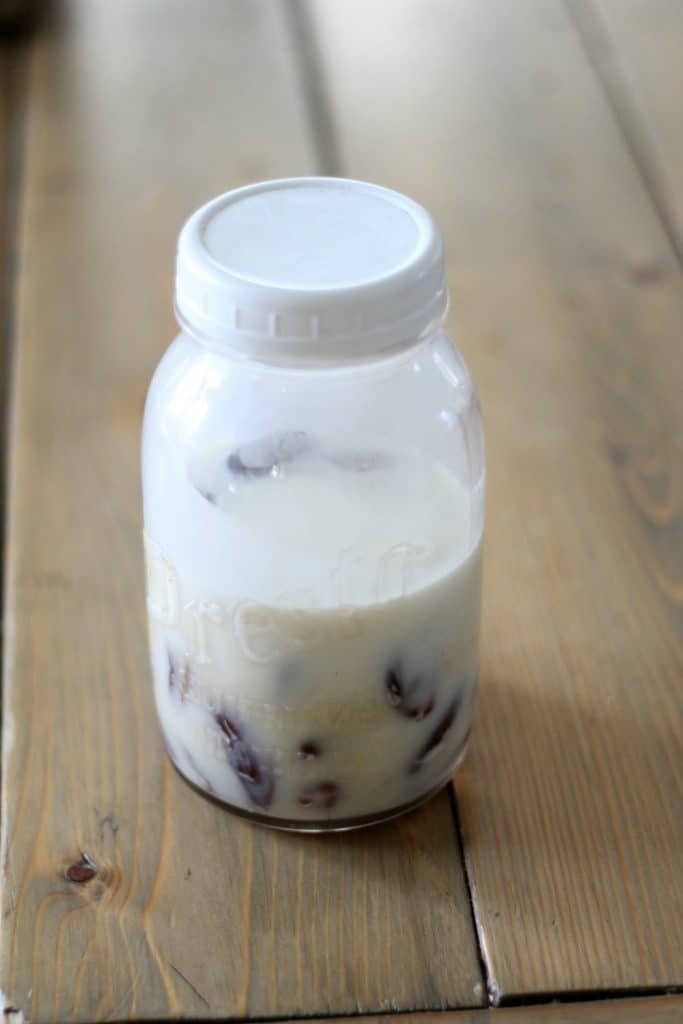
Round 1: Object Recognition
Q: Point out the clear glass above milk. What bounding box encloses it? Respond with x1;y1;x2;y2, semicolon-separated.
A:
142;177;484;830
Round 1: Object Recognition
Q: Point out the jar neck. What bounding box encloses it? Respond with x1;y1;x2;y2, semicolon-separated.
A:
175;304;447;373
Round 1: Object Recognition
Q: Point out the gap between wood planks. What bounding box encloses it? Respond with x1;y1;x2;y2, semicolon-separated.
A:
567;0;683;271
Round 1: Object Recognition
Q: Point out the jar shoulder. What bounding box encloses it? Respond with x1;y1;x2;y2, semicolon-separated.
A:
144;329;481;447
142;328;485;600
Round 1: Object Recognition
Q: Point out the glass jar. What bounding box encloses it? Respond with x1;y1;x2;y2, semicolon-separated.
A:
142;178;484;831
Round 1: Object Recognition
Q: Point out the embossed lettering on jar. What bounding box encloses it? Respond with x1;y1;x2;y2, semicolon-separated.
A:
142;177;485;831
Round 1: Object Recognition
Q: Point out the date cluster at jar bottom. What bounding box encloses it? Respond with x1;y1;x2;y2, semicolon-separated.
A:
146;540;481;829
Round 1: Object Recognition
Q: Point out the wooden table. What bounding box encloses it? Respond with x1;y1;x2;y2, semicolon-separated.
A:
0;2;681;1022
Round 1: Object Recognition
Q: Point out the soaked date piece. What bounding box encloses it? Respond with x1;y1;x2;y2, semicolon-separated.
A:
385;662;435;720
297;780;340;810
216;712;275;808
227;431;311;478
410;692;462;774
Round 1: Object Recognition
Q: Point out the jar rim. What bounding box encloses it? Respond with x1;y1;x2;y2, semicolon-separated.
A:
174;177;449;366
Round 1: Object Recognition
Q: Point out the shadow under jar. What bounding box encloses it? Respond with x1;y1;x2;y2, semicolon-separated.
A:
142;177;484;831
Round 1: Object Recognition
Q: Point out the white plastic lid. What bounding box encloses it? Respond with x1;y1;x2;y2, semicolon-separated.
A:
174;177;448;365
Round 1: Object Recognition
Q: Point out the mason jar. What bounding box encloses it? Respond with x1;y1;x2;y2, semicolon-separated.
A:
142;177;484;831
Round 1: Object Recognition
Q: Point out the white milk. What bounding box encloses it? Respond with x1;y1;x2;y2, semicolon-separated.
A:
145;439;481;825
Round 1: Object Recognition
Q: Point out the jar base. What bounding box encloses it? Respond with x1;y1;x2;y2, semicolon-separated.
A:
167;733;470;833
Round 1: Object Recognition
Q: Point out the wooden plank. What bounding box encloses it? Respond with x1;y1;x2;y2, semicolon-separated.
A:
303;994;683;1024
0;2;483;1022
571;0;683;261
306;0;683;1001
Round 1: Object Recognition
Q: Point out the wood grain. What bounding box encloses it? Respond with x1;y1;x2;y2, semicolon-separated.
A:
303;994;683;1024
0;2;483;1021
306;0;683;1001
571;0;683;261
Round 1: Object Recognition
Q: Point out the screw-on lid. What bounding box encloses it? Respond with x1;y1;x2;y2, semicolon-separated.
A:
175;177;448;365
